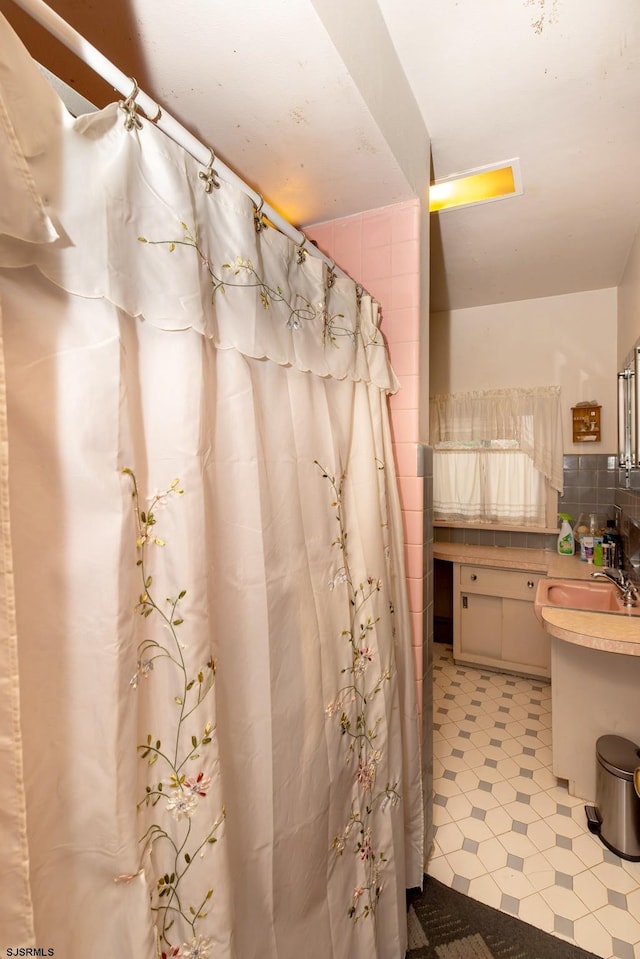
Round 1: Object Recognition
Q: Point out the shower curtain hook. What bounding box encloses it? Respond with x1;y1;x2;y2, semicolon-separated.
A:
253;195;266;233
127;77;139;101
119;77;143;131
295;238;308;264
199;149;221;193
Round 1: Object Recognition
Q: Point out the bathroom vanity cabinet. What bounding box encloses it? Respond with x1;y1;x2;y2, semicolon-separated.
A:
453;564;551;678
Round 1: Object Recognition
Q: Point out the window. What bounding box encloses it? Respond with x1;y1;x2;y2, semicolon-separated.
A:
430;387;563;529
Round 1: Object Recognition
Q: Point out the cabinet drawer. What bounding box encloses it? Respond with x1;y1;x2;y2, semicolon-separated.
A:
459;564;543;601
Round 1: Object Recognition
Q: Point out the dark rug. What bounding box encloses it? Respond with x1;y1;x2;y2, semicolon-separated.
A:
406;876;601;959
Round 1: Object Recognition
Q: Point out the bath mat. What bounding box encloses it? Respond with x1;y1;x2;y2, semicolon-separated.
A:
406;876;601;959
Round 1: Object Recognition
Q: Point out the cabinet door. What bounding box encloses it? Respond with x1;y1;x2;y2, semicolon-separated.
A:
502;598;550;671
457;592;502;659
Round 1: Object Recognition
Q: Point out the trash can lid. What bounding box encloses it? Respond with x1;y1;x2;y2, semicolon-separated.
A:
596;734;640;780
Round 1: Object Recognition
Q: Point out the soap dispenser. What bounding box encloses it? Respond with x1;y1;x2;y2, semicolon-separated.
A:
557;513;575;556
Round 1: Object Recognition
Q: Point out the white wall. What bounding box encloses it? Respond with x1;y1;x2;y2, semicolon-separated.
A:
430;287;618;454
618;222;640;366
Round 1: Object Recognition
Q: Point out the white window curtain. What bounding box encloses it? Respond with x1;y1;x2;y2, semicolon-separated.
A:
433;450;547;525
0;15;422;959
430;387;563;526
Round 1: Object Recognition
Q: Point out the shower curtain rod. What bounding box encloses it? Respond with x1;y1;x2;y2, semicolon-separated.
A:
7;0;348;280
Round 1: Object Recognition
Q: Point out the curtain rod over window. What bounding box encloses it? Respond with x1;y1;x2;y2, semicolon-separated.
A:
7;0;348;280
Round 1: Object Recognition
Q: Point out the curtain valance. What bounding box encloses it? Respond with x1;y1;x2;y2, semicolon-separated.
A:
430;386;564;493
0;18;397;393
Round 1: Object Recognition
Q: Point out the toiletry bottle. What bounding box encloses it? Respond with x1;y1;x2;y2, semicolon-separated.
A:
557;513;575;556
603;519;622;569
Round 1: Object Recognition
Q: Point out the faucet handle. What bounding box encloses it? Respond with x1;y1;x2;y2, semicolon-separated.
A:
619;575;639;605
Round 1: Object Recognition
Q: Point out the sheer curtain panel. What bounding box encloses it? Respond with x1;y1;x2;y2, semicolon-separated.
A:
430;387;564;493
0;15;422;959
431;387;563;527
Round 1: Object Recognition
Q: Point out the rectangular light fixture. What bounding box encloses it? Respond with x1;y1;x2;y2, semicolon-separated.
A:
429;159;523;213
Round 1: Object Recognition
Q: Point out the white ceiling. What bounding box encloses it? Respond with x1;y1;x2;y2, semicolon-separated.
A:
2;0;640;312
378;0;640;312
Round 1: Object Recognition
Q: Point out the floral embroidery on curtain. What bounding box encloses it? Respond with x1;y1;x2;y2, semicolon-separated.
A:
317;462;400;922
124;470;224;959
138;224;380;349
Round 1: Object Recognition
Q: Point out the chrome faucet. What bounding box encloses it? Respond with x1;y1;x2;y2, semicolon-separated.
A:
592;569;639;607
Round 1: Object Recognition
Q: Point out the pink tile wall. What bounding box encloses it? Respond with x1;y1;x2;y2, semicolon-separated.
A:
306;200;424;716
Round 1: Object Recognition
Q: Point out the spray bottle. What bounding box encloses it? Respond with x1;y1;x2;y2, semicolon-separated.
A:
557;513;575;556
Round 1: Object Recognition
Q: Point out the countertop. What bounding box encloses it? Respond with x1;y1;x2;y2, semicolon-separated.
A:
539;606;640;656
433;542;640;654
433;542;595;579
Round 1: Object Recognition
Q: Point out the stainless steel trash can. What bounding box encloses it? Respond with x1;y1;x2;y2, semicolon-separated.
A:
594;735;640;861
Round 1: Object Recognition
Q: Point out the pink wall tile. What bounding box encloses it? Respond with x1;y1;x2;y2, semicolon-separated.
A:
391;239;420;277
391;201;420;243
308;223;334;253
306;200;425;718
411;611;425;650
405;543;424;580
382;307;420;344
387;340;419;377
401;509;423;547
389;374;420;412
407;576;424;613
369;280;393;313
398;475;424;512
392;441;418;477
332;218;363;279
389;408;420;445
362;243;392;282
391;273;420;311
362;209;393;248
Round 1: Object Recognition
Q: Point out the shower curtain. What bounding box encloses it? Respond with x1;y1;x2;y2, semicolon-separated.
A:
0;14;422;959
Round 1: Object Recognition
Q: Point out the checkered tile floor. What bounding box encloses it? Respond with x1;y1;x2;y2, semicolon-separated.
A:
428;642;640;959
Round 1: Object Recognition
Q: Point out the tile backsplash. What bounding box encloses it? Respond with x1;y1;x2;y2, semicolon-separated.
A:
433;524;558;550
558;453;619;524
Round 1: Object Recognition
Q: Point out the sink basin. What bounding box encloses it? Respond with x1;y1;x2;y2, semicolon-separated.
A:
534;578;640;622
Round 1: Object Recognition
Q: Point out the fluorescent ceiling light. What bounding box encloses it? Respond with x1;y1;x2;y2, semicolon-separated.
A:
430;159;522;213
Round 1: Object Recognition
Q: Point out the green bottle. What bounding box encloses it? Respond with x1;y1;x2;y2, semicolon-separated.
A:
557;513;575;556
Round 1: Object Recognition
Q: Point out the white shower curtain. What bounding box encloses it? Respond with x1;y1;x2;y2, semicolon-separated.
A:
0;14;422;959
